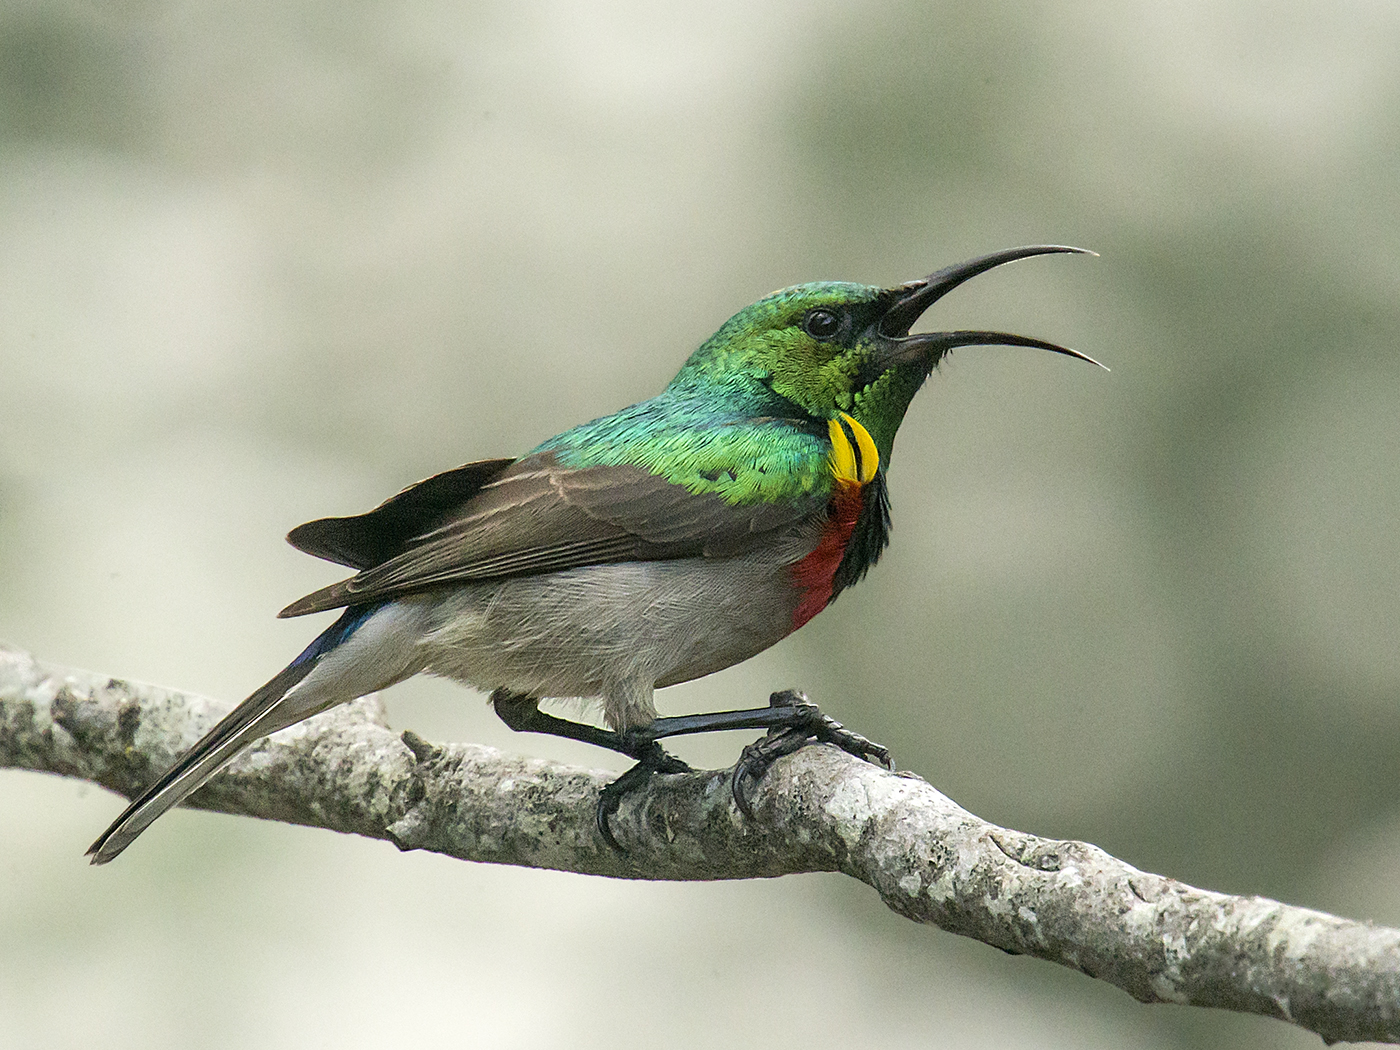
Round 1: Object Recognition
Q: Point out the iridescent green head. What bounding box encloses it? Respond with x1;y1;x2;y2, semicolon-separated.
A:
670;245;1102;465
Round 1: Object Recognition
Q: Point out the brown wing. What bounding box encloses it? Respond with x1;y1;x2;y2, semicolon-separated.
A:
278;451;824;617
286;458;516;570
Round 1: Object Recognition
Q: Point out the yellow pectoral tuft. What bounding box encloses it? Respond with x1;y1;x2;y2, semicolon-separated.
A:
827;412;879;485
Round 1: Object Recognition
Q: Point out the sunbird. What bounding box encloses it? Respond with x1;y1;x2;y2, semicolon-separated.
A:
89;245;1100;862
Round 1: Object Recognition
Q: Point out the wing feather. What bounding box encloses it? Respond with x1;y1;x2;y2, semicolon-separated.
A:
279;450;826;618
286;457;515;569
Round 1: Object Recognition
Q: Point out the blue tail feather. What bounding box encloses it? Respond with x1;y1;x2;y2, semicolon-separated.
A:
289;604;378;668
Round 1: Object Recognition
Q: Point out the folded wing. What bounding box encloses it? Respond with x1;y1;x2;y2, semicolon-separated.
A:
279;448;826;618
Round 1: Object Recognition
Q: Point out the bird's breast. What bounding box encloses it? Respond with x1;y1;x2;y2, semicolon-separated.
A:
788;479;865;631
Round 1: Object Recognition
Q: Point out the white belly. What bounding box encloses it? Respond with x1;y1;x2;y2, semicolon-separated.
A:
405;540;816;730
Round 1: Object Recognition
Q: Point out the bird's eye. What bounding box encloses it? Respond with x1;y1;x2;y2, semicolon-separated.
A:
804;309;841;340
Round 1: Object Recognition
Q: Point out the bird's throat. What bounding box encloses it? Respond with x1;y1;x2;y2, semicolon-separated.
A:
790;481;866;631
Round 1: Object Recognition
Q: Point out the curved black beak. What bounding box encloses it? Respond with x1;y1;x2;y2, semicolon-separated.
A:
870;245;1106;373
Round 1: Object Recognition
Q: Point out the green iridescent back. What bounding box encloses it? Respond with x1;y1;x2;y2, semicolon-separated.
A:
537;279;938;506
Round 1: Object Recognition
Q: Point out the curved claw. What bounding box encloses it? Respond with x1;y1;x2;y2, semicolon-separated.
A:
729;699;894;820
596;770;640;850
730;738;774;819
730;726;813;817
596;742;692;852
730;757;755;820
815;716;893;771
597;804;622;850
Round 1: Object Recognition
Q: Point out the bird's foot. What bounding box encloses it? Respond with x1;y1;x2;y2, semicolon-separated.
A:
597;740;693;851
731;690;893;818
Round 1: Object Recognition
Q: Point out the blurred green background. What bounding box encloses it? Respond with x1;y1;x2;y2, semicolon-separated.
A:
3;0;1399;1047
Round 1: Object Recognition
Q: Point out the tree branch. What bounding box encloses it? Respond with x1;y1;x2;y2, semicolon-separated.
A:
3;641;1397;1044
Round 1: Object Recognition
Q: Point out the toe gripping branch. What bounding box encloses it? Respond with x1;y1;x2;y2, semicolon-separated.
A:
490;688;893;851
727;690;893;818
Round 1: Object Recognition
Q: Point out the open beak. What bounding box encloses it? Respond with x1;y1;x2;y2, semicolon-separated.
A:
868;245;1107;375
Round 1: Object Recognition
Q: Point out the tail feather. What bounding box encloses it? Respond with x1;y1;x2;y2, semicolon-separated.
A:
87;607;373;865
86;661;316;864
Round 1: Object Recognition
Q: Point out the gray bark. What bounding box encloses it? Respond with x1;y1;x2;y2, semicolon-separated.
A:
3;640;1397;1044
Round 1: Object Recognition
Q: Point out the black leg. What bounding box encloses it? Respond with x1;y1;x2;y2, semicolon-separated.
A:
594;741;690;850
490;691;693;850
491;690;656;758
488;688;892;846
